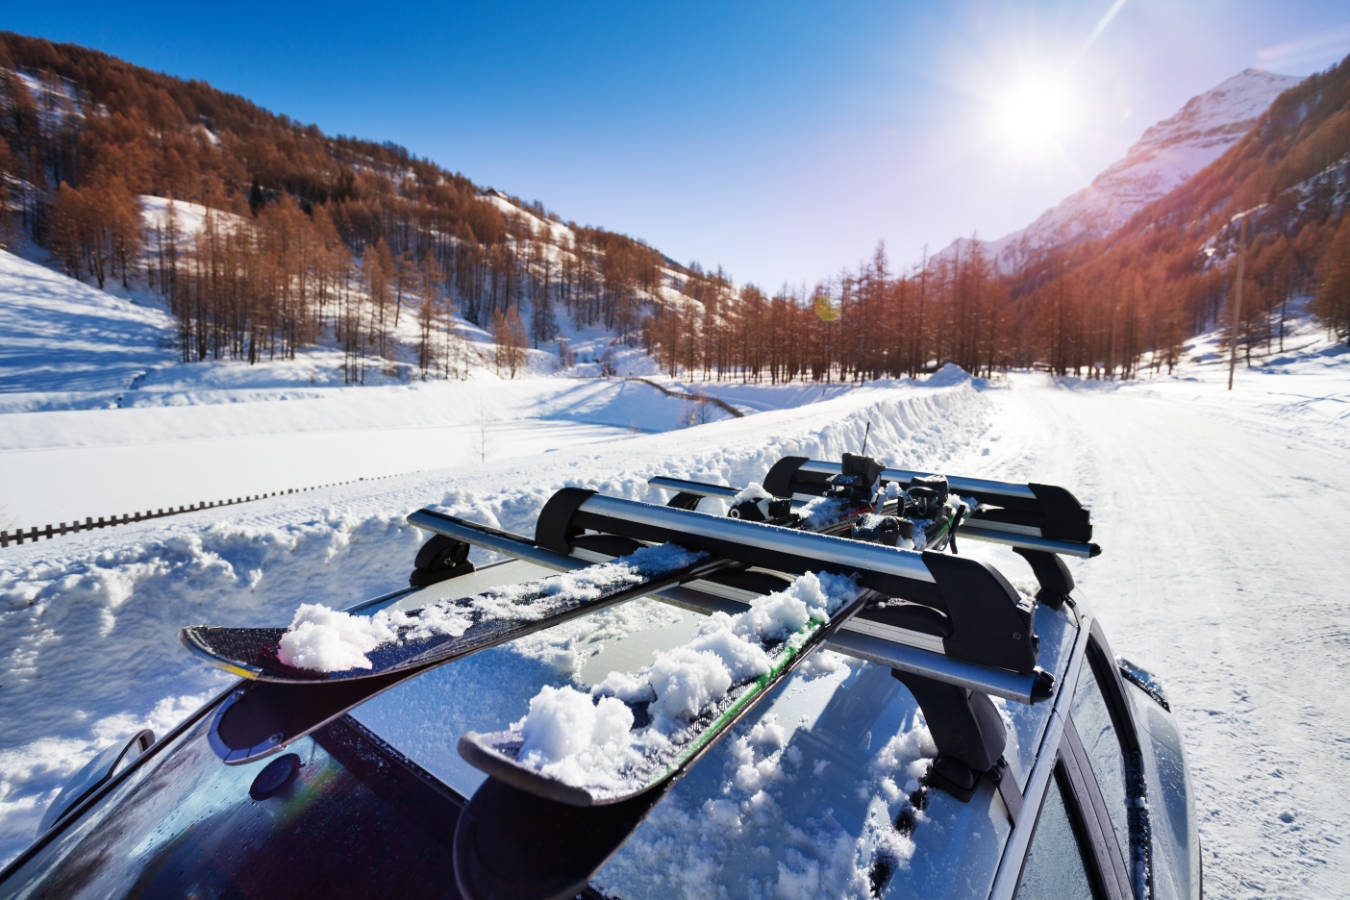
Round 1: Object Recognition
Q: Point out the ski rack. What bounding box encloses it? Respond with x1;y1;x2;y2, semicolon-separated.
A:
409;492;1052;704
651;455;1100;608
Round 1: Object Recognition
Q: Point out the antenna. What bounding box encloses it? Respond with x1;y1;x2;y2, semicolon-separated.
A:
860;421;872;456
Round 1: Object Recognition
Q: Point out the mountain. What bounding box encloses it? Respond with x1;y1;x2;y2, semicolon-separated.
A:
1009;53;1350;376
940;68;1304;274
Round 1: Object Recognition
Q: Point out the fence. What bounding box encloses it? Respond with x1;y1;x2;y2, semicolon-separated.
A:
0;471;418;549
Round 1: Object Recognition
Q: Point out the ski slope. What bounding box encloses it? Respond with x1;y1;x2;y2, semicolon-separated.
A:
0;335;1347;895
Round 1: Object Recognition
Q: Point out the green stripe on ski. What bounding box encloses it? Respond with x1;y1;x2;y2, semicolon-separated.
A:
657;614;827;787
929;515;954;542
924;506;964;546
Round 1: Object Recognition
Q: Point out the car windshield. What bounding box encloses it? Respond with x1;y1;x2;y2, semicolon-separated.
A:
1;712;463;898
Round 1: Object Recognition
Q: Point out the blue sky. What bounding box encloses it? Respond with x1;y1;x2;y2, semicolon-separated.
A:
7;1;1350;288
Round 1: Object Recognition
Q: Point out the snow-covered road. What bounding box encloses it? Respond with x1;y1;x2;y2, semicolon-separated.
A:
975;374;1350;897
1;354;1347;895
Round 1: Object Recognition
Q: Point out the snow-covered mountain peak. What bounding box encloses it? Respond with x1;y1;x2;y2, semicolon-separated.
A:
1131;68;1301;156
937;67;1303;275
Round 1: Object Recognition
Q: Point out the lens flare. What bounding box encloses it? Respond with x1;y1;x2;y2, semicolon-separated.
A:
990;72;1075;155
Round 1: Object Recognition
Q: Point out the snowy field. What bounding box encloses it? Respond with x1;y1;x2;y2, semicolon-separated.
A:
1;243;1348;894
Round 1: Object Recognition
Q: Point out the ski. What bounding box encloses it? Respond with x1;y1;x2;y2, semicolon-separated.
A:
458;572;872;805
181;542;722;684
453;575;876;899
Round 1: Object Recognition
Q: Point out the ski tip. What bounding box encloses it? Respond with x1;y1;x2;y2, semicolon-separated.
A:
456;732;598;807
179;627;262;680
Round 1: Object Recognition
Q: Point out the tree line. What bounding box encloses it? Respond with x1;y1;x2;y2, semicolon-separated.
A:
1;31;1347;387
645;54;1350;381
0;33;674;381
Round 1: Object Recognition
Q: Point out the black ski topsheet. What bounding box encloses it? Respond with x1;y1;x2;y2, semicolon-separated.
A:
457;586;872;806
451;587;874;898
180;544;715;684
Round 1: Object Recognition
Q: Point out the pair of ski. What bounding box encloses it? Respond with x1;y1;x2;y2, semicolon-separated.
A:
180;486;965;899
180;498;865;758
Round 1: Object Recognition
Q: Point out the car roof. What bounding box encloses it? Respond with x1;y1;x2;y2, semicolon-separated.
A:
348;557;1082;898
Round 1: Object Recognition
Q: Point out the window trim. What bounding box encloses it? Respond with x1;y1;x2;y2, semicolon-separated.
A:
1078;626;1154;898
1013;759;1111;899
1083;625;1141;754
1061;718;1135;898
989;612;1091;897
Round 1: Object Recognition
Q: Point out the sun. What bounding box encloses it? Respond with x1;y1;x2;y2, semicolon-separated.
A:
990;72;1075;155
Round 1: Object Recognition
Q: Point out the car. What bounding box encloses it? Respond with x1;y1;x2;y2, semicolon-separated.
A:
0;455;1200;898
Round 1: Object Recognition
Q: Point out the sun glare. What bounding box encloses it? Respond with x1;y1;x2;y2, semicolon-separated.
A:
990;73;1075;155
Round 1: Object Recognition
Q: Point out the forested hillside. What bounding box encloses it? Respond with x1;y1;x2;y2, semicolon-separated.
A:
0;33;724;382
1;32;1347;387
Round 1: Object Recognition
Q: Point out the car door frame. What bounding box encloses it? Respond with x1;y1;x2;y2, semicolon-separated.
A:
990;609;1143;899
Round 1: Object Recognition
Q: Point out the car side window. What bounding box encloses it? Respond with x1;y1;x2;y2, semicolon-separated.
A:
1071;645;1131;867
1016;768;1101;899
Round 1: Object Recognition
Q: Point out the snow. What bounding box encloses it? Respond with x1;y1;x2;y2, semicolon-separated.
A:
0;340;971;863
277;602;398;670
517;686;636;786
139;195;246;239
0;248;180;405
0;238;1347;894
730;481;772;505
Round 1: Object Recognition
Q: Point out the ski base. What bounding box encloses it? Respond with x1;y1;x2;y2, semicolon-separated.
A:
453;776;663;900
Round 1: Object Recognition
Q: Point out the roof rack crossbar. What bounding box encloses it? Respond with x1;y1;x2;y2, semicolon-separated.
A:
534;489;1037;675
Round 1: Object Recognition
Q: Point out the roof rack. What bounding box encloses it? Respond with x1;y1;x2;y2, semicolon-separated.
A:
414;490;1052;822
410;495;1053;702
